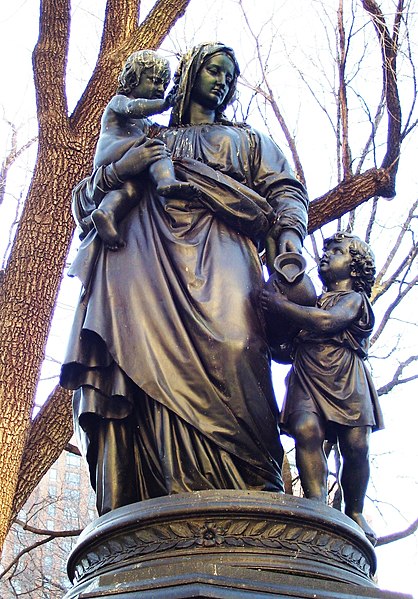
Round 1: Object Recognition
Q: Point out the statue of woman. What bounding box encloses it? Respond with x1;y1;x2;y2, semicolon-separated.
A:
60;43;309;515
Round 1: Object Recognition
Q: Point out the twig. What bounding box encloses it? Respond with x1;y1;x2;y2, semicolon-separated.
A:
377;517;418;546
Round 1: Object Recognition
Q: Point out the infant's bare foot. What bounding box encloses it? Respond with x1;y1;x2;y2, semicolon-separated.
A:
157;181;198;199
91;209;125;251
347;511;377;546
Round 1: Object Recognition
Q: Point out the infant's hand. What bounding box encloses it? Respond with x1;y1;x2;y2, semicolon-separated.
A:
164;86;180;108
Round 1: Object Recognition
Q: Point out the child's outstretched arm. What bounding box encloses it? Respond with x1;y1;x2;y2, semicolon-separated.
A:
261;289;362;334
109;94;169;118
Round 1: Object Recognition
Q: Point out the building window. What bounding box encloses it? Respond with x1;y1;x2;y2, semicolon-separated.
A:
18;508;27;520
68;488;80;501
66;452;80;468
13;580;22;593
65;471;80;485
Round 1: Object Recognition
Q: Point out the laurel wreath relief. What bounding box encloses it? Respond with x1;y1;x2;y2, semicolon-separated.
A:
73;518;371;582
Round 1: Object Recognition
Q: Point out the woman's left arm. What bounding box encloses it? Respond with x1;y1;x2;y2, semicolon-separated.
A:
249;129;309;269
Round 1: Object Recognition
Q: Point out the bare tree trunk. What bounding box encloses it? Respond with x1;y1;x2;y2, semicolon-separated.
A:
0;0;191;551
10;386;73;521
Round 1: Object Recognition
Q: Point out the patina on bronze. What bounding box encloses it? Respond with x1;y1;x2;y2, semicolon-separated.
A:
65;491;401;599
60;42;308;517
264;252;317;363
91;50;198;250
261;233;384;545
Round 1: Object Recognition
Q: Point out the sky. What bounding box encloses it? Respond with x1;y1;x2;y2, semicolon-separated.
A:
0;0;417;596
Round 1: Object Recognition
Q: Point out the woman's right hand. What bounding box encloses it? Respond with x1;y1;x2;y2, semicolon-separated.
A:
114;139;171;180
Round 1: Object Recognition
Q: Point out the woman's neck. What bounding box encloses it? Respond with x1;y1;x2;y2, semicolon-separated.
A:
187;103;216;125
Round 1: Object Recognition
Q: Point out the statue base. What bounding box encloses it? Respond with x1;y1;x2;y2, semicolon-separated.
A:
64;491;411;598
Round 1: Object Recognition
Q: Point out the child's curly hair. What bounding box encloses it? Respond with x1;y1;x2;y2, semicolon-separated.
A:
117;50;171;95
323;232;376;297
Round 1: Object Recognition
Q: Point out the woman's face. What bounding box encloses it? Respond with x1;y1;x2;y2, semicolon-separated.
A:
192;53;235;110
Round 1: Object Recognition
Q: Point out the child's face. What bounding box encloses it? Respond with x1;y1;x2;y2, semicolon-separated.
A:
318;238;353;285
131;67;169;100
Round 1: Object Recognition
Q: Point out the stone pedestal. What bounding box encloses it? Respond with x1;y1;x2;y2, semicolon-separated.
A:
64;491;411;598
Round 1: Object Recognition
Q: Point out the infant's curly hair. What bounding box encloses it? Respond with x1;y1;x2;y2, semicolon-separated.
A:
117;50;171;95
323;232;376;297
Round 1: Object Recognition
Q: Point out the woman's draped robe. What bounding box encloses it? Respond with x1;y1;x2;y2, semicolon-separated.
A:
60;123;308;502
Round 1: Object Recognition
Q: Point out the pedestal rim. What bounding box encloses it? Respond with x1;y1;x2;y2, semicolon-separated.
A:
77;490;373;540
68;490;376;584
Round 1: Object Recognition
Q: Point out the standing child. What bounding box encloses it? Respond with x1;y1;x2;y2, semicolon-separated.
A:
91;50;196;249
261;232;383;544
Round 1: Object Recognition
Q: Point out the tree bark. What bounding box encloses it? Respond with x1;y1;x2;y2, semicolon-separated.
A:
0;0;191;551
10;386;73;521
307;167;391;233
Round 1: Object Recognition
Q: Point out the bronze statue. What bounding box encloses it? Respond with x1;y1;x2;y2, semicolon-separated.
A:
91;50;196;250
264;252;317;363
261;232;384;545
60;43;308;516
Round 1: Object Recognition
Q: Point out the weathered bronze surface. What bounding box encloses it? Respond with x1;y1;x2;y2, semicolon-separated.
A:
91;50;197;250
59;44;400;599
64;491;411;599
261;233;384;545
60;43;309;515
264;252;317;363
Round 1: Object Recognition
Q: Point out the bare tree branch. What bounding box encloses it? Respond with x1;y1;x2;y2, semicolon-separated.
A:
0;535;54;580
400;7;417;139
308;166;391;233
371;274;418;345
372;197;418;300
377;355;418;396
238;0;306;186
362;0;403;197
0;122;37;207
33;0;71;135
354;89;386;173
365;197;379;242
14;518;82;538
377;517;418;546
337;0;353;179
372;241;417;303
11;386;73;522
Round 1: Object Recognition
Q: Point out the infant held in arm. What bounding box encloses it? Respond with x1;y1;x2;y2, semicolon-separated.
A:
91;50;197;250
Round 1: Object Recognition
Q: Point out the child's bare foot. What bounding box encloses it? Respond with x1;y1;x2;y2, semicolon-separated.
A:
156;180;198;199
91;208;125;251
347;511;377;546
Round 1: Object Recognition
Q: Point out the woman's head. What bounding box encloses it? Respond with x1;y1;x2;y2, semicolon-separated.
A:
117;50;171;96
321;232;376;296
169;43;240;125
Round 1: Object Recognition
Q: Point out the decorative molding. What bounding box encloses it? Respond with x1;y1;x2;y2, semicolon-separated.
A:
75;517;371;581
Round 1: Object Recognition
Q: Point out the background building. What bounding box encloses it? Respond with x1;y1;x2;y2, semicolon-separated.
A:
0;444;95;598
